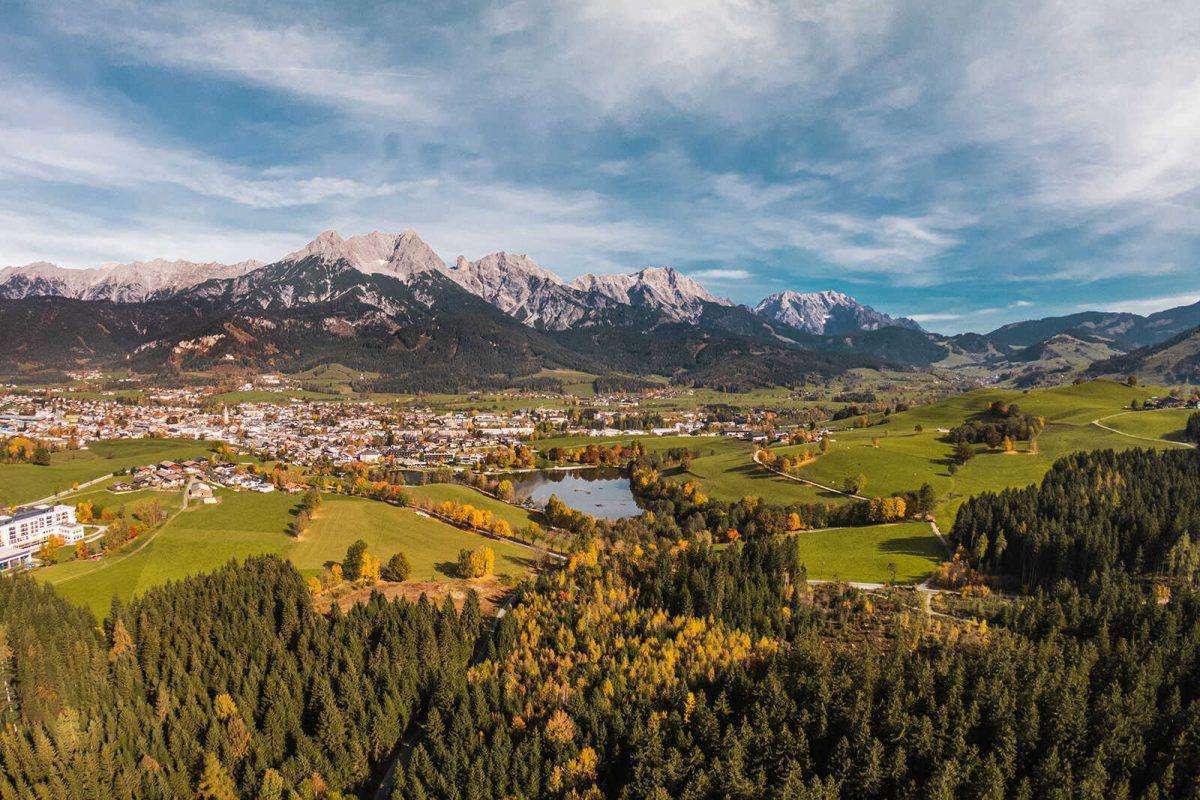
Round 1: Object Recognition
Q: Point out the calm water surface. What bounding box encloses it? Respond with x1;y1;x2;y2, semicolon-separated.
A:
510;468;641;520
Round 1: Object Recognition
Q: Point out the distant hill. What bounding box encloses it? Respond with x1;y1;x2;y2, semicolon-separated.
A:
1087;324;1200;384
986;301;1200;349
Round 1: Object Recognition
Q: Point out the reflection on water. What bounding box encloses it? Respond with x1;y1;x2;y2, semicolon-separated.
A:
510;468;641;520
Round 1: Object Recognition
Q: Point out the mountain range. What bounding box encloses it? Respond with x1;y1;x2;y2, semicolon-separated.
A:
2;228;1199;391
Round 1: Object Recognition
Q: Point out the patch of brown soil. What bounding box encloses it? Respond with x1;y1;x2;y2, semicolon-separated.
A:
315;575;514;615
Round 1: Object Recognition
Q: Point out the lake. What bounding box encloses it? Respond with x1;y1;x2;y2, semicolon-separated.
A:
510;468;641;520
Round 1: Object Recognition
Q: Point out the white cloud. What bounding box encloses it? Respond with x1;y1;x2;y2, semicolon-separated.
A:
0;81;411;208
690;268;751;281
1095;294;1200;315
41;4;437;122
909;312;962;323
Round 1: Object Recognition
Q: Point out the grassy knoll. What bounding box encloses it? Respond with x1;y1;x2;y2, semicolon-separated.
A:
0;438;211;507
36;489;537;617
787;380;1180;525
289;496;535;581
403;483;537;530
1097;408;1196;445
686;446;843;506
788;522;944;584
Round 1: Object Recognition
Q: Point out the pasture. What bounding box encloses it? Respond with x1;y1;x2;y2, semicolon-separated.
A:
36;489;538;617
0;438;212;506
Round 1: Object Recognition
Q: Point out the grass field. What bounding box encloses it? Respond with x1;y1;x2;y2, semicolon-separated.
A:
36;490;538;617
290;496;535;582
678;381;1185;526
1097;408;1196;444
789;522;944;584
0;438;212;507
686;446;842;505
787;380;1180;524
403;483;537;530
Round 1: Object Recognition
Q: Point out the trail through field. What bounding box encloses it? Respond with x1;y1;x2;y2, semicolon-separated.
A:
49;488;186;586
752;450;868;500
1091;411;1195;448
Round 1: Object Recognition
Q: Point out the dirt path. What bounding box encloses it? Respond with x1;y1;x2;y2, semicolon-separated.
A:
49;488;187;586
1091;411;1195;448
751;451;869;500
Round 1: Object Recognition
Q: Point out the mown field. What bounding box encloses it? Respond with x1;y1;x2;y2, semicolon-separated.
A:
685;445;839;506
404;482;537;530
790;522;944;584
0;438;212;506
36;490;538;617
1096;408;1196;444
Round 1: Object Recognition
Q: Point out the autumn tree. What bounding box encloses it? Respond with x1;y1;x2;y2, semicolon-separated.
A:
457;546;495;579
382;551;412;582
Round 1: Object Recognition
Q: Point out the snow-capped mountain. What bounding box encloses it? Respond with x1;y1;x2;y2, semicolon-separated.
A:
754;290;920;335
0;258;262;302
567;267;731;323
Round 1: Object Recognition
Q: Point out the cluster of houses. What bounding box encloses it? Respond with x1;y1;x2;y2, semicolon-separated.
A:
1141;394;1200;410
109;459;278;497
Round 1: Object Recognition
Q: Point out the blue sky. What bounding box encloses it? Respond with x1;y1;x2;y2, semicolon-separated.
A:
2;0;1198;333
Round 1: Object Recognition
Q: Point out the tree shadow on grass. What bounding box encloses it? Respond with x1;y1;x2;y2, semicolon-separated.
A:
434;560;462;579
877;535;943;559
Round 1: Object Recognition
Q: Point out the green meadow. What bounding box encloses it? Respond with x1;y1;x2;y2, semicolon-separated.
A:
1096;408;1196;445
0;438;212;507
790;522;944;584
36;490;537;617
685;380;1184;527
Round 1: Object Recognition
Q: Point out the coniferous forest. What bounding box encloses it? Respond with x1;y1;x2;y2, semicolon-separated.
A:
3;450;1200;798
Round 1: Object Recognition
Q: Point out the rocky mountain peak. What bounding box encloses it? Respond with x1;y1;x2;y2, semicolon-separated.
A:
755;290;920;335
0;257;262;303
283;229;446;281
566;266;730;322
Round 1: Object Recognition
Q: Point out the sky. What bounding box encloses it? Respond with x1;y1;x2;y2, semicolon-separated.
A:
2;0;1199;334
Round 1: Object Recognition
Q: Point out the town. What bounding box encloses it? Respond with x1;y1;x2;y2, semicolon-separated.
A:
0;380;832;471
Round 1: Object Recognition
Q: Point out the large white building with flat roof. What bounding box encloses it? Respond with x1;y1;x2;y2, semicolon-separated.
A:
0;505;85;570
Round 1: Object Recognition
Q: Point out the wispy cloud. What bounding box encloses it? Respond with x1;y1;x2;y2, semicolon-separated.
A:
4;0;1199;331
690;268;751;282
1095;294;1200;315
909;312;962;323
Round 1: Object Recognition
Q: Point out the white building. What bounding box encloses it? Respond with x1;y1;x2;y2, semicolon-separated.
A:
0;505;85;570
